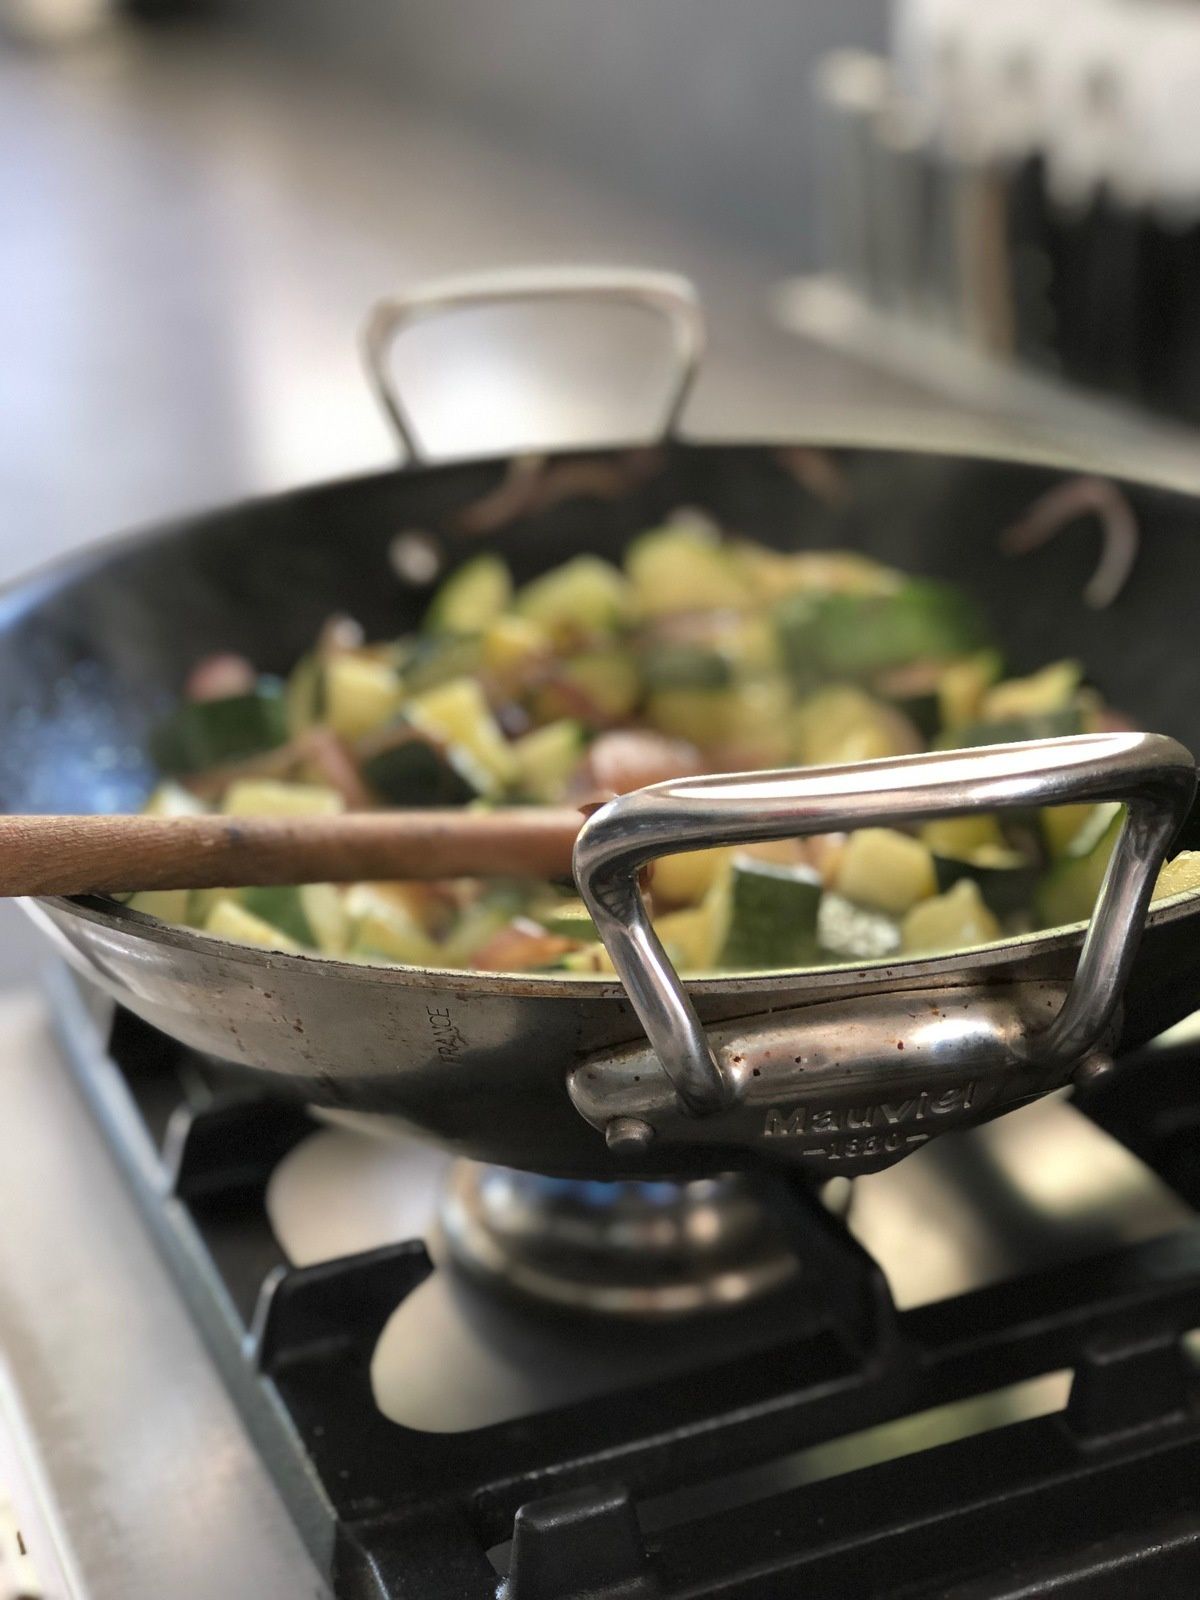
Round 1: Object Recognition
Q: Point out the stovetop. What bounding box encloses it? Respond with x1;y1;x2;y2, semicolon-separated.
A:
6;964;1200;1599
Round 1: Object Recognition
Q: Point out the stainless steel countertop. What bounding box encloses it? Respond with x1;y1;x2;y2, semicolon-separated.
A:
0;991;328;1599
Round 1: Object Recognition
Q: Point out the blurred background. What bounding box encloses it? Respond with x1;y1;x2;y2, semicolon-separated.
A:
7;0;1200;974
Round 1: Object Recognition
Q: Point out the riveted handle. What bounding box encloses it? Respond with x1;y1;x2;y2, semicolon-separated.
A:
573;733;1196;1117
361;265;705;463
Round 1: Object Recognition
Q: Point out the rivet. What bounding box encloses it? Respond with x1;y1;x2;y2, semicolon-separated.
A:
605;1116;655;1155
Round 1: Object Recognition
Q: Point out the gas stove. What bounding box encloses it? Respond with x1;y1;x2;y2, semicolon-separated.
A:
3;964;1200;1598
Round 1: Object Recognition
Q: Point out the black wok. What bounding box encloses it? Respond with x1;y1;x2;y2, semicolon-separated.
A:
4;269;1200;1181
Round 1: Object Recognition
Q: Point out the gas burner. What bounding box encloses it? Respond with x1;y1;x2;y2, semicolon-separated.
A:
438;1163;799;1317
42;971;1200;1600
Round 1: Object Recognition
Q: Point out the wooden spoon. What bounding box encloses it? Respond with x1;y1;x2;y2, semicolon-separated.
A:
0;809;584;897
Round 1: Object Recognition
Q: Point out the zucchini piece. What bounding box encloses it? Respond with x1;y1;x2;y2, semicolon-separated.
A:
738;544;901;601
1036;804;1122;928
714;614;783;674
652;866;734;972
945;707;1083;749
361;733;497;806
716;678;795;766
439;905;511;967
791;685;921;766
238;886;314;947
516;555;631;636
645;687;729;746
295;883;350;953
151;679;289;775
533;898;597;940
652;846;737;908
535;650;642;725
932;844;1040;916
640;645;733;692
834;828;937;916
323;655;404;740
870;659;945;740
558;887;734;976
655;904;723;973
186;886;231;925
204;897;301;952
407;677;516;785
220;779;345;817
141;781;206;817
285;654;324;735
1040;802;1096;858
901;879;1001;954
482;613;553;687
399;634;484;695
648;678;791;754
345;883;439;966
920;815;1003;857
560;941;617;975
719;856;822;970
1153;851;1200;902
938;649;1004;731
776;581;988;684
425;554;513;635
511;719;586;801
439;885;530;966
239;884;349;953
625;524;752;617
817;892;901;960
979;660;1082;723
125;888;191;922
567;650;642;720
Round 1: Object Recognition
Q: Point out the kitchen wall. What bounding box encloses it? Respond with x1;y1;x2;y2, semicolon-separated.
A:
230;0;887;265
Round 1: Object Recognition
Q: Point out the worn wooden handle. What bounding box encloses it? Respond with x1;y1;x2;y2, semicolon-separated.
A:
0;810;584;896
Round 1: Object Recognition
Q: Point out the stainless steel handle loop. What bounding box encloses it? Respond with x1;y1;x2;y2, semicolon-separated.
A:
573;733;1196;1117
361;265;705;464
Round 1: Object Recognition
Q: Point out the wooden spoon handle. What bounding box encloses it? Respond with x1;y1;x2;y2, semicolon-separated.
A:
0;809;584;897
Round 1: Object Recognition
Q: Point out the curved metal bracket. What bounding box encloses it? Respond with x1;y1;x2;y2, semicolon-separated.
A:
568;980;1097;1176
573;732;1196;1119
361;265;705;464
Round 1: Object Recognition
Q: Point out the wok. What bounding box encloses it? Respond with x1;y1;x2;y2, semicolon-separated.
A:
6;267;1200;1183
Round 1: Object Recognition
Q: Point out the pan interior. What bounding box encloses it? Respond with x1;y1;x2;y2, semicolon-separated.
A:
3;442;1199;983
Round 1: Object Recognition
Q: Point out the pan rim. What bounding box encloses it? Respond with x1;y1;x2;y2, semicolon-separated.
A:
0;436;1195;632
35;886;1200;999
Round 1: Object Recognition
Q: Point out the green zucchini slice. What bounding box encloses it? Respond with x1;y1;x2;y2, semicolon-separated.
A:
151;679;289;775
640;644;734;692
534;898;598;940
776;580;989;684
719;856;822;970
932;846;1041;916
511;719;586;801
361;733;497;807
238;884;348;952
516;555;631;635
944;707;1083;749
1036;804;1122;928
625;523;751;616
425;554;513;635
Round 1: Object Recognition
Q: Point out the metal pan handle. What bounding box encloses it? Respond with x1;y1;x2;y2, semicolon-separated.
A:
574;732;1196;1117
361;266;705;463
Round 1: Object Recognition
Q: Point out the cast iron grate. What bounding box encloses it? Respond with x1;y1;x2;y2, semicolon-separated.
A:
51;971;1200;1599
